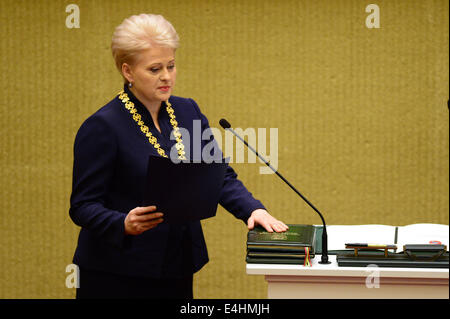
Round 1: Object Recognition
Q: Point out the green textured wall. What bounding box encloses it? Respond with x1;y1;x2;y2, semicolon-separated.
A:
0;0;448;299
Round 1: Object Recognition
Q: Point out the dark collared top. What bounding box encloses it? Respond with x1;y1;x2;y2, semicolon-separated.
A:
69;85;265;278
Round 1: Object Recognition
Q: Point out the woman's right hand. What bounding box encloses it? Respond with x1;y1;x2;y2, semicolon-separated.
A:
124;205;164;235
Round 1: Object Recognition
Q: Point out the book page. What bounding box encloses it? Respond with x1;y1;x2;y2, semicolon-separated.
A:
397;223;449;252
326;225;396;251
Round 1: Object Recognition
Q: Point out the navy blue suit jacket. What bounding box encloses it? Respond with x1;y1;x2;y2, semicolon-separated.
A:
70;86;265;278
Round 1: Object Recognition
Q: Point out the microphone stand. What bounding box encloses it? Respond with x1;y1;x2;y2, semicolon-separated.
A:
220;119;330;264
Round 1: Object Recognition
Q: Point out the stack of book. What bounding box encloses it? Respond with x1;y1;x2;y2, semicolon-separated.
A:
246;224;316;265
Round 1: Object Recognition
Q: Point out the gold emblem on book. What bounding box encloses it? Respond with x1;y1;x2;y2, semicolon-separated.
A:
271;233;288;240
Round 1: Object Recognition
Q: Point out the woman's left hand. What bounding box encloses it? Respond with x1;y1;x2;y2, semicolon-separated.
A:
247;209;289;233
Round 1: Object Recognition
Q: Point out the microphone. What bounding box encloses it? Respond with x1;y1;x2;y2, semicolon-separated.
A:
219;118;331;264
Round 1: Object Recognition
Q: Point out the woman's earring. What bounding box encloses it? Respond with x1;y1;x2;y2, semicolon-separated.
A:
128;82;133;88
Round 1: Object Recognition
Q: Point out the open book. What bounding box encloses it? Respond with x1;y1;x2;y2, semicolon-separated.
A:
326;223;449;252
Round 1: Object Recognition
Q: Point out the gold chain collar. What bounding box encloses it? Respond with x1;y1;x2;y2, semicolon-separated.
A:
118;90;186;160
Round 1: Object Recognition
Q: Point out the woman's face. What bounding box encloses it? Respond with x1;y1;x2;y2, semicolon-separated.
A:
123;46;176;106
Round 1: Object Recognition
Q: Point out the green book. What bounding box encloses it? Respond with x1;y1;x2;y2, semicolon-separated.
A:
246;256;306;265
247;224;316;254
247;251;309;259
247;247;308;253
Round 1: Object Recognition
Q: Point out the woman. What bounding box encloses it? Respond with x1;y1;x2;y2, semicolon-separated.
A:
69;13;288;299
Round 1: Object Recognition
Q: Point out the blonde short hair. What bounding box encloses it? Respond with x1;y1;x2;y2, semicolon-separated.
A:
111;14;179;77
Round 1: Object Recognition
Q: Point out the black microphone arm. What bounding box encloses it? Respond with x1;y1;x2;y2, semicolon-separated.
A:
219;118;330;264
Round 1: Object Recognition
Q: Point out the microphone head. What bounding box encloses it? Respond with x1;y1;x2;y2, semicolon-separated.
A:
219;119;231;129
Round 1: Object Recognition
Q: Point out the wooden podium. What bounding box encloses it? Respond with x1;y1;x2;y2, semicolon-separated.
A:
246;255;449;299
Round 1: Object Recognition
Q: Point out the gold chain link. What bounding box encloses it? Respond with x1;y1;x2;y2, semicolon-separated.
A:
118;90;186;160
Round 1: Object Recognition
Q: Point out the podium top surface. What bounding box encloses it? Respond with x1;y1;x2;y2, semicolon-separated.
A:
246;255;449;279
